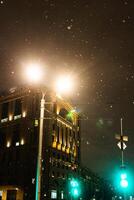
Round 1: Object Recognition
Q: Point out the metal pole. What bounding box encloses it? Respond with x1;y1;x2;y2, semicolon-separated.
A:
120;119;128;200
35;92;45;200
120;118;124;166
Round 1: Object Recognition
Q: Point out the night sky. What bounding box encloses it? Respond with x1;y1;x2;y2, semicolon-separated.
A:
0;0;134;185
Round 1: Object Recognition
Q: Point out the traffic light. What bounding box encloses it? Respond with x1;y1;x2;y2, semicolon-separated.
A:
120;172;128;188
69;178;80;198
115;167;133;194
66;110;74;121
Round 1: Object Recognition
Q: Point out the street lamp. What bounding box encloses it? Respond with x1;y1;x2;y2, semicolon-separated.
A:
25;63;74;200
25;62;43;83
25;62;45;200
35;91;46;200
55;75;73;95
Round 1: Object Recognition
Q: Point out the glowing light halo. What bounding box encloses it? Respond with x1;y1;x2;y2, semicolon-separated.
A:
121;173;127;180
56;75;73;94
25;62;43;83
120;179;128;188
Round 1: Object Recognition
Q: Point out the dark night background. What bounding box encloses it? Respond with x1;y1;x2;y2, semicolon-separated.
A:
0;0;134;187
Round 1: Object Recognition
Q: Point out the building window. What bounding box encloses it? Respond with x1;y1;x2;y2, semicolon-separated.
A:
20;139;25;145
51;171;55;178
6;141;11;148
9;114;13;121
1;102;9;119
14;99;22;116
52;124;55;131
57;153;60;159
53;152;56;157
51;190;57;199
22;111;26;118
53;103;57;113
32;127;38;145
12;124;20;146
66;127;68;147
59;108;68;118
59;108;73;123
15;142;20;146
57;126;60;143
34;119;38;127
0;131;6;146
7;190;16;200
61;191;64;199
0;190;2;194
61;127;64;145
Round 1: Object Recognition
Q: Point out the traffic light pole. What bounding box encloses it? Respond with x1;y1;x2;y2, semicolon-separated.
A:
120;118;124;167
115;119;129;200
120;118;127;200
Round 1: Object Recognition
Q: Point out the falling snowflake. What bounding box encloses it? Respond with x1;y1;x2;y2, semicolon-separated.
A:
67;25;72;30
122;19;126;23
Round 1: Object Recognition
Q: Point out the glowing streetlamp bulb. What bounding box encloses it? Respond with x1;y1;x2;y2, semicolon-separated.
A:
25;63;43;83
56;76;73;94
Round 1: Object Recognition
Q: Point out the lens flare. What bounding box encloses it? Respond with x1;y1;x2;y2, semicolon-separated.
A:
25;63;43;83
56;75;73;94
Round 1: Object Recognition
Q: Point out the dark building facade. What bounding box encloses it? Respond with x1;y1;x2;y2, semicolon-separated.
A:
79;167;116;200
0;87;80;200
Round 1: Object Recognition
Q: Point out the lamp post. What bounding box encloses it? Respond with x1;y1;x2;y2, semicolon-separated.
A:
24;62;45;200
35;92;46;200
24;63;74;200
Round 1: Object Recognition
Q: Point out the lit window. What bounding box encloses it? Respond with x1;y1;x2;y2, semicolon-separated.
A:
34;119;38;127
20;139;24;145
51;172;55;178
1;118;8;123
61;191;64;199
0;191;2;197
57;110;59;115
66;147;70;154
62;146;66;152
22;111;26;118
16;142;20;146
57;143;61;150
51;190;57;199
52;141;57;148
9;115;13;121
32;178;35;184
6;141;11;148
14;114;21;120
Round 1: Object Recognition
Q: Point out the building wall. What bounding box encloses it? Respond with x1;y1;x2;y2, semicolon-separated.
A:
0;88;80;200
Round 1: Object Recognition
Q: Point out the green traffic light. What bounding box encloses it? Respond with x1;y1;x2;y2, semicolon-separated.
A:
121;173;127;180
120;179;128;188
115;167;133;193
70;180;79;187
69;178;80;198
71;188;79;198
66;110;75;121
120;173;128;188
